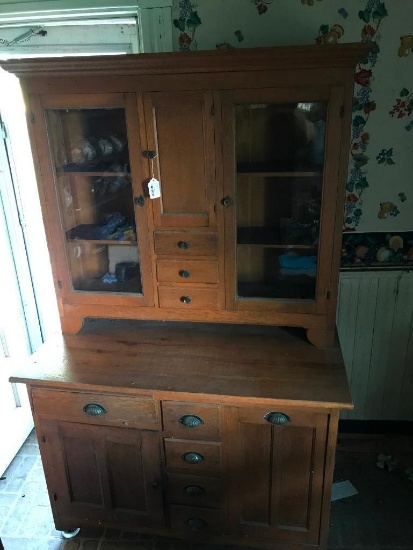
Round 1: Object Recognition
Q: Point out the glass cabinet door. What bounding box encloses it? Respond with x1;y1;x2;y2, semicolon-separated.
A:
45;104;145;296
225;93;332;305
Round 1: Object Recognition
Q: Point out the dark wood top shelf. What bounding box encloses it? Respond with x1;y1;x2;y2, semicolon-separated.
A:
9;321;352;410
67;238;136;246
237;171;320;178
58;171;130;177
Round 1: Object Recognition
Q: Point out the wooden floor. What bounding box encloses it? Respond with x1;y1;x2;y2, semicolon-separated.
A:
0;431;412;549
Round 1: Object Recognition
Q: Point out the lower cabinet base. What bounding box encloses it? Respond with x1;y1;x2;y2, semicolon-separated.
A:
16;325;350;550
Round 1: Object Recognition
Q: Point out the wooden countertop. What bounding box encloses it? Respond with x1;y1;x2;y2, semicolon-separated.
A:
10;320;353;410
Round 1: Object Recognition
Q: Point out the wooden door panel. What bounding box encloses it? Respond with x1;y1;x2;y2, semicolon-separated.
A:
232;409;328;544
144;91;216;228
38;419;165;529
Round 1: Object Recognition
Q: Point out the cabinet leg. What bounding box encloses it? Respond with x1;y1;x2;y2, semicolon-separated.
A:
60;316;84;334
307;328;335;348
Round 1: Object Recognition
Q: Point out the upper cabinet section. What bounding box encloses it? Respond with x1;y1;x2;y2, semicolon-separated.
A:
143;91;216;228
1;45;369;343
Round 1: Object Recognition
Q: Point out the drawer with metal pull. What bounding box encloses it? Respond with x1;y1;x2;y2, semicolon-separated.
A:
237;406;326;428
164;439;221;477
169;505;223;535
156;259;218;284
162;401;220;441
167;473;223;508
154;231;217;256
31;388;159;430
158;286;218;310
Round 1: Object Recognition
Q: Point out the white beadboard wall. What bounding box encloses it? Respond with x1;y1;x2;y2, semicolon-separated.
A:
337;270;413;421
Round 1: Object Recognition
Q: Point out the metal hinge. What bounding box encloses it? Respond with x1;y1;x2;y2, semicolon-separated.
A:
53;493;57;501
41;435;46;443
211;102;215;116
327;290;331;300
340;105;344;119
57;280;62;289
29;112;35;124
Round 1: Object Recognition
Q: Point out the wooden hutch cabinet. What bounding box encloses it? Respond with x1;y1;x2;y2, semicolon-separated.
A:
3;44;367;346
2;44;366;550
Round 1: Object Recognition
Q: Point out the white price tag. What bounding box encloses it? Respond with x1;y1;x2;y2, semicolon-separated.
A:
148;177;161;199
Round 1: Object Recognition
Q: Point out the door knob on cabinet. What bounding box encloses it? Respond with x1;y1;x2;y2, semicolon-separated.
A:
179;414;204;428
83;403;107;416
151;478;159;489
180;296;192;305
221;196;232;207
181;452;204;464
264;412;291;425
179;270;191;278
178;240;189;249
134;195;145;206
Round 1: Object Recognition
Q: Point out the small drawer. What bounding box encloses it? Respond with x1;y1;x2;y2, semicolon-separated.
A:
164;440;221;477
157;259;218;284
162;401;220;441
31;388;158;430
169;505;223;535
158;286;218;310
167;473;223;508
154;231;217;256
237;406;324;429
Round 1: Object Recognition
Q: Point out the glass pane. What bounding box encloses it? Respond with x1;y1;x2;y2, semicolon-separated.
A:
235;102;326;301
46;108;142;294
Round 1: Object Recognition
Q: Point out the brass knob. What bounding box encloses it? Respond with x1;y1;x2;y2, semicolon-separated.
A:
182;452;204;464
184;485;205;497
179;414;204;428
186;518;207;531
83;403;106;416
221;196;232;207
264;412;291;425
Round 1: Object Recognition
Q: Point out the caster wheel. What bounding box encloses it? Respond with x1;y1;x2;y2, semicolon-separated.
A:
61;528;80;539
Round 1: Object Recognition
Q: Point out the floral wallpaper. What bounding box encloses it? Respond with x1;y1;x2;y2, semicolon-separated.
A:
172;0;413;268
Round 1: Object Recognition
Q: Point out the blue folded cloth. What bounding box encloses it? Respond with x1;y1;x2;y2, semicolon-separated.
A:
279;253;317;269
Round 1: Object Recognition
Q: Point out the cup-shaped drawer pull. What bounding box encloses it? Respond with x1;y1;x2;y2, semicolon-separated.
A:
178;240;189;250
181;452;204;464
179;269;191;278
184;485;205;497
83;403;107;416
180;295;192;304
264;411;291;425
179;414;204;428
186;518;207;531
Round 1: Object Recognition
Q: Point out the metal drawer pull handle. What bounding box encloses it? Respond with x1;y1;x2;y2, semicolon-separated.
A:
182;452;204;464
179;270;191;278
83;403;107;416
264;412;291;425
178;241;189;249
179;414;204;428
184;485;205;497
180;296;192;304
186;518;207;531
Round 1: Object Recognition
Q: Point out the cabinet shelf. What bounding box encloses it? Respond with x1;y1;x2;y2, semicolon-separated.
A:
237;227;317;249
236;163;321;178
58;171;130;177
237;171;320;179
67;238;136;246
237;243;317;250
73;276;142;294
